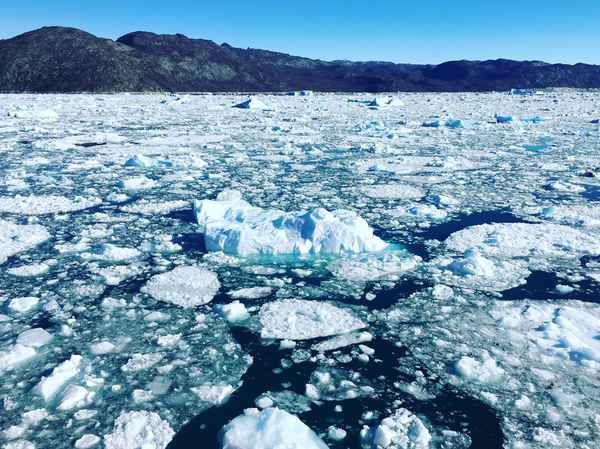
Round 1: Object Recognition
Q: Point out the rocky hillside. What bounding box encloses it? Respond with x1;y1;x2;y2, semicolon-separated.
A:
1;26;599;92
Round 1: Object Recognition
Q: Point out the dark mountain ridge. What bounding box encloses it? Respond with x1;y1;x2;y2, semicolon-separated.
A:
1;26;600;93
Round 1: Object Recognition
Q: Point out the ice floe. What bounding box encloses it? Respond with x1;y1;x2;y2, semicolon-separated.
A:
142;265;221;307
0;195;100;215
0;220;49;264
260;299;365;340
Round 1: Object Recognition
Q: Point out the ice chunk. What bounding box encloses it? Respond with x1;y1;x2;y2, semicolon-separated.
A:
362;184;424;200
194;191;387;257
82;244;141;262
118;176;158;191
74;434;101;448
35;355;83;401
220;407;329;449
192;384;237;405
229;287;272;299
104;411;174;449
260;299;366;340
369;97;404;108
217;301;250;323
389;204;448;220
422;119;440;128
90;341;116;355
495;115;513;124
124;154;160;168
7;262;50;277
360;408;431;449
0;195;100;215
0;220;50;264
454;352;505;384
445;223;600;260
16;328;53;348
0;344;36;372
142;265;220;307
8;297;39;313
445;119;463;129
233;98;269;110
57;384;92;410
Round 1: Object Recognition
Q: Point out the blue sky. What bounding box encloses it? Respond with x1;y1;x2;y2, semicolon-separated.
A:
1;1;599;64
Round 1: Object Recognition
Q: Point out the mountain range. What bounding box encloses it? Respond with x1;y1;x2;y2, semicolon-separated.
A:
1;26;600;93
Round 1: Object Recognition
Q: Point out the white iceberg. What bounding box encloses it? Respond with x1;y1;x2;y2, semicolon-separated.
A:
220;407;329;449
194;190;387;257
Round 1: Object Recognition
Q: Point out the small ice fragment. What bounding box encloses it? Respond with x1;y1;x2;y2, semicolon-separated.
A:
445;119;463;128
57;385;90;410
229;287;272;299
118;176;158;191
217;301;250;323
90;341;116;355
327;427;347;442
192;384;236;405
495;114;513;124
75;434;101;448
255;395;274;409
555;284;575;295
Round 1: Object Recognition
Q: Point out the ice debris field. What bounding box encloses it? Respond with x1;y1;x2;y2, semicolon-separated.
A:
0;90;599;449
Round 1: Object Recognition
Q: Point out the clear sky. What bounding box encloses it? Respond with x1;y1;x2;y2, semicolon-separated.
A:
1;0;599;64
